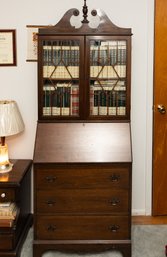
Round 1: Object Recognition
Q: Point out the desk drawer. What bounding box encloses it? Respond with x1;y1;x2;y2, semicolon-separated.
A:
36;215;130;240
36;189;129;214
35;164;130;189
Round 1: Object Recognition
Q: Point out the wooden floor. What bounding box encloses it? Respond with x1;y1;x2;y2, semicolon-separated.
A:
132;215;167;225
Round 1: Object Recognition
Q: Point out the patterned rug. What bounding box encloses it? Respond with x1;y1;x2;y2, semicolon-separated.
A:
21;225;167;257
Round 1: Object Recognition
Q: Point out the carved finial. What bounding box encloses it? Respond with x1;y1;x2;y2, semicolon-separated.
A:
82;0;89;23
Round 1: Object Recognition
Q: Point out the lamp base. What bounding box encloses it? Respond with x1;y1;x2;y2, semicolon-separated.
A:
0;144;13;173
0;162;13;173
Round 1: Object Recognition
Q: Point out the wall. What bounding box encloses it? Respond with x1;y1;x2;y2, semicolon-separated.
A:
0;0;154;215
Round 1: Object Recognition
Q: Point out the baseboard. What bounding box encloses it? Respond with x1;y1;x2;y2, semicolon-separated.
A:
132;209;146;216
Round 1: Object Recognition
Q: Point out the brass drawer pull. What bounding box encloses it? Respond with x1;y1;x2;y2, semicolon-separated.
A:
0;193;6;198
108;198;120;206
109;225;120;232
110;174;120;182
46;200;56;206
47;225;56;231
45;176;57;183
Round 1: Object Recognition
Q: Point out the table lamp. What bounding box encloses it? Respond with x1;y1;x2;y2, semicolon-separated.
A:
0;100;25;173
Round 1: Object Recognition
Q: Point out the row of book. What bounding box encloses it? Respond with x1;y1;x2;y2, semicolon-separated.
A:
43;83;79;116
90;88;126;116
43;65;126;79
42;40;126;79
0;202;19;227
42;81;126;116
43;65;79;79
90;65;126;79
90;40;126;66
42;40;126;67
43;45;80;67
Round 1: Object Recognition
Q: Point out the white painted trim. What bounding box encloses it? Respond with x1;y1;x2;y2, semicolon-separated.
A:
145;0;154;216
132;209;147;216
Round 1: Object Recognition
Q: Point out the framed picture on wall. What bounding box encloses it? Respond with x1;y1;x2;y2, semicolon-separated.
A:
0;30;17;66
26;25;51;62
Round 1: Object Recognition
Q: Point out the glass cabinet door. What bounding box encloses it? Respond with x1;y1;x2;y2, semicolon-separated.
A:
39;37;83;119
88;37;129;119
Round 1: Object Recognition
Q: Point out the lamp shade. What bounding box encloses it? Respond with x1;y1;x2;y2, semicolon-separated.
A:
0;100;25;137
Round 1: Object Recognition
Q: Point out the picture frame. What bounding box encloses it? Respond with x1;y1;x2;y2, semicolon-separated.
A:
0;30;17;66
26;25;50;62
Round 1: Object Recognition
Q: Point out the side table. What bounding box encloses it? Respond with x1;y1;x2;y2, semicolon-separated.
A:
0;159;33;257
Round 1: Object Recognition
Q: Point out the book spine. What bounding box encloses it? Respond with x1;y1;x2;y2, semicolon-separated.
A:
71;84;79;116
43;85;54;116
0;219;14;227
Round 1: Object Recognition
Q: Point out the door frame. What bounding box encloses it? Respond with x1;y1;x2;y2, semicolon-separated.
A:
144;0;154;215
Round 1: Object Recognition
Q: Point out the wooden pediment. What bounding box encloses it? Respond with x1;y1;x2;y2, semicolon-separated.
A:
39;7;132;36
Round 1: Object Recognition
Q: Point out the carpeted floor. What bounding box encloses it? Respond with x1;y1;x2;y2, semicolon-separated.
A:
21;225;167;257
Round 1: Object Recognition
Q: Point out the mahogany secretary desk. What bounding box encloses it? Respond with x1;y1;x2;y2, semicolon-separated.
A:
33;1;132;256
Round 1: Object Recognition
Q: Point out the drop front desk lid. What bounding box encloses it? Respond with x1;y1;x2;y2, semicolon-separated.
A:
33;123;132;163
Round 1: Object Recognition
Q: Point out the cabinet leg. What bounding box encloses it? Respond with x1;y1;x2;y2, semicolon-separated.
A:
33;244;45;257
120;244;131;257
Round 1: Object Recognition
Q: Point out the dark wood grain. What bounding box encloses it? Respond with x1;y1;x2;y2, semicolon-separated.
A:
0;160;33;257
36;188;129;214
39;9;132;35
36;215;130;240
33;240;131;257
34;4;132;257
35;163;130;189
0;159;32;187
33;123;132;163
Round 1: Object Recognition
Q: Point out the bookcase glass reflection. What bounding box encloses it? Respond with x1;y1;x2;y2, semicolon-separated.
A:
42;39;80;117
89;39;127;116
39;38;129;120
